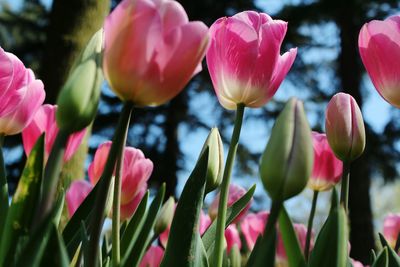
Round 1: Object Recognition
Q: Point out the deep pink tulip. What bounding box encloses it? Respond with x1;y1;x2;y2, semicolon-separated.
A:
206;11;297;110
308;132;343;191
0;47;45;135
66;180;93;217
209;184;251;222
383;213;400;248
359;16;400;108
240;211;269;250
22;104;86;162
103;0;209;106
139;245;164;267
88;141;153;205
325;93;365;162
225;224;241;253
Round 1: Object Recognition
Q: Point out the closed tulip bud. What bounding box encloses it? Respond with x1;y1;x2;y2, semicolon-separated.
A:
56;30;104;133
154;197;175;235
200;128;224;193
260;98;313;201
325;93;365;162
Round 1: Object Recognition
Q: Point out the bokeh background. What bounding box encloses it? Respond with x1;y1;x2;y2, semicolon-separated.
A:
0;0;399;263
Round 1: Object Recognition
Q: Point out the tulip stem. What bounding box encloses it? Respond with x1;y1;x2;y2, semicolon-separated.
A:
340;161;351;213
305;190;319;260
35;129;69;226
87;102;133;267
213;103;245;267
0;134;8;239
112;151;124;266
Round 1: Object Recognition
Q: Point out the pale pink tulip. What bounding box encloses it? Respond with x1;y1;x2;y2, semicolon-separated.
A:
206;11;297;110
209;184;251;222
325;93;365;162
308;132;343;191
140;245;164;267
383;213;400;248
359;16;400;108
0;47;45;135
88;141;153;205
240;211;269;250
22;104;86;162
225;224;241;253
66;180;93;217
103;0;209;106
351;259;365;267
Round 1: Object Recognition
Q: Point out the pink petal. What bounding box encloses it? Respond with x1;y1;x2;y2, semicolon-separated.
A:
139;245;164;267
120;187;146;221
0;47;13;98
225;224;241;253
64;128;86;162
66;180;93;217
88;141;112;185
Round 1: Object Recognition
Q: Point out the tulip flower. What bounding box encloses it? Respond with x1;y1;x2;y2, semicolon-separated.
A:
359;16;400;108
139;245;164;267
277;223;311;265
383;213;400;248
66;179;93;217
88;141;153;217
103;0;209;106
309;132;343;191
325;93;365;162
0;47;45;136
225;224;242;253
206;11;297;110
240;211;269;250
260;98;313;201
22;104;86;162
209;184;251;222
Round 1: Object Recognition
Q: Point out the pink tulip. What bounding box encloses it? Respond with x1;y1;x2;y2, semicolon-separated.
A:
308;132;343;191
209;184;251;222
140;245;164;267
351;259;365;267
103;0;209;106
359;16;400;108
22;104;86;162
66;180;93;217
0;47;45;135
206;11;297;110
225;224;241;253
276;223;311;264
240;211;269;250
383;213;400;248
325;93;365;162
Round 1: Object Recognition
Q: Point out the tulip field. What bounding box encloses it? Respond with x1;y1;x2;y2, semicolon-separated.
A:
0;0;399;266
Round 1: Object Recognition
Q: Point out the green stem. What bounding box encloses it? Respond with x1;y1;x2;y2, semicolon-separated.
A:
0;134;8;238
305;190;319;260
35;129;69;225
87;102;133;267
339;162;351;213
213;103;245;267
112;143;125;266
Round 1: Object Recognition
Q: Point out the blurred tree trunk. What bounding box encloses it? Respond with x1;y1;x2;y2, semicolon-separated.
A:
40;0;110;104
336;3;376;263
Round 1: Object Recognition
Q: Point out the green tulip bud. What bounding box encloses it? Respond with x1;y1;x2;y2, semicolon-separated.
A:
154;196;175;235
200;128;224;193
56;29;104;133
260;98;313;201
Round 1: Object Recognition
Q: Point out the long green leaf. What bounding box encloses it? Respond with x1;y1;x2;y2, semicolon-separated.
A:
278;206;306;267
0;135;44;265
40;225;70;267
202;184;256;252
160;149;209;267
378;234;400;267
121;184;165;267
372;248;389;267
0;135;8;245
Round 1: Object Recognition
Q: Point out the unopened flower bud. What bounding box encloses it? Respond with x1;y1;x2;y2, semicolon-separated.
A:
260;98;313;201
325;93;365;162
200;128;224;193
56;29;104;133
154;197;175;235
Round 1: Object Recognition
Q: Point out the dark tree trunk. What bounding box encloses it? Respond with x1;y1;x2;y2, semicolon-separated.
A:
336;5;376;264
40;0;110;104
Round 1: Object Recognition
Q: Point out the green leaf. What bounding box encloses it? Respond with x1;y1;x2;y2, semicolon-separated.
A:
202;184;256;252
0;137;8;246
308;190;348;267
120;191;149;257
246;227;277;267
121;184;165;267
160;149;209;267
372;248;389;267
278;206;306;267
378;234;400;267
40;225;70;267
0;135;44;265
